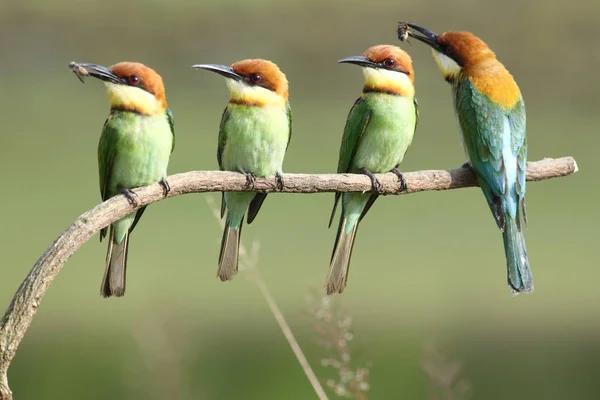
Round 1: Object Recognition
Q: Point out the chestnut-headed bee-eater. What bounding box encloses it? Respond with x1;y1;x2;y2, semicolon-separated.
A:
70;62;174;297
327;45;418;294
193;59;291;281
400;23;533;293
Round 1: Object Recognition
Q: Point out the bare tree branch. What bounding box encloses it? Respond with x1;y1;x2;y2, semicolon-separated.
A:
0;156;577;399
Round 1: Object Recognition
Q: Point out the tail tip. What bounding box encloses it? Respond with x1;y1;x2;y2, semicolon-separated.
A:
508;282;535;296
217;270;238;282
325;282;344;295
100;287;126;298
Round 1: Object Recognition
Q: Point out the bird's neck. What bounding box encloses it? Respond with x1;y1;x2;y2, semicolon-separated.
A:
226;80;286;108
106;83;166;115
361;68;414;97
463;59;521;109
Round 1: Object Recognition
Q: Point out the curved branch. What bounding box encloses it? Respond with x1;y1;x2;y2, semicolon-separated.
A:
0;156;577;399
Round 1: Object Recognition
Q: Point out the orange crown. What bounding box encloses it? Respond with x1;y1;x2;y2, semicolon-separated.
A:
359;45;415;96
231;59;289;101
363;45;415;84
108;62;167;113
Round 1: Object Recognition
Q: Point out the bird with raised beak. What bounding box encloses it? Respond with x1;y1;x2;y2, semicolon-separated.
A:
193;59;291;282
327;45;418;294
70;61;175;297
398;22;533;293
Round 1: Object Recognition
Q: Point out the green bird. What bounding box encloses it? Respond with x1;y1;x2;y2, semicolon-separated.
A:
193;59;291;281
71;61;174;297
327;45;418;294
401;23;533;293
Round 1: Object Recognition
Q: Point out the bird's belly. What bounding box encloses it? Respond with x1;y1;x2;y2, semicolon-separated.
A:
111;122;172;189
352;127;411;173
221;108;288;177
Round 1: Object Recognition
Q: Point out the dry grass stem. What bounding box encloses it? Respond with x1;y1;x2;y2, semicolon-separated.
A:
306;291;371;399
206;197;329;400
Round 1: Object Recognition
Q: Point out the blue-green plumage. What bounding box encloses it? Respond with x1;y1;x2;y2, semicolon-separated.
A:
327;92;418;294
453;78;532;293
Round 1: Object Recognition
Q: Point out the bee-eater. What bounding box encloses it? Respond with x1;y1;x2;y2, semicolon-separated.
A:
71;62;174;297
192;59;291;281
327;45;418;294
400;23;533;293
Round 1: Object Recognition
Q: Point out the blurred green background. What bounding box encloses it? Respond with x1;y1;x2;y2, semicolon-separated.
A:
1;0;598;398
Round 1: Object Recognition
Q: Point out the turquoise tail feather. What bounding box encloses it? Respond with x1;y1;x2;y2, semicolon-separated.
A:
503;212;533;293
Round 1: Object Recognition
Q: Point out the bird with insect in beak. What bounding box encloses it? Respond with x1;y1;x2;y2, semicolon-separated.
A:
398;22;533;293
69;61;175;298
193;59;291;282
327;45;418;295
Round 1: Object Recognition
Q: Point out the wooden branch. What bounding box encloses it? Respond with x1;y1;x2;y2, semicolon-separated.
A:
0;156;577;399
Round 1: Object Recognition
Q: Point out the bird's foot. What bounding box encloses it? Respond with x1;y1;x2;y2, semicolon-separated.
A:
243;171;256;189
359;168;381;193
461;161;473;170
275;172;284;191
118;186;138;207
390;167;407;192
159;178;170;197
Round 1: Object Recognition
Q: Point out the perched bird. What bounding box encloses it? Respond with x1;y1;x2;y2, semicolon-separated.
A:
193;59;291;281
399;23;533;293
327;45;418;294
70;61;175;297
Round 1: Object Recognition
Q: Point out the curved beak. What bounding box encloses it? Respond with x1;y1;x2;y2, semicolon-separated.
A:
398;22;443;52
192;64;243;81
69;62;123;84
338;55;378;68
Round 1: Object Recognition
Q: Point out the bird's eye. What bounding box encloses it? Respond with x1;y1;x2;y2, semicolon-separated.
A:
383;58;396;68
128;75;140;85
250;73;262;83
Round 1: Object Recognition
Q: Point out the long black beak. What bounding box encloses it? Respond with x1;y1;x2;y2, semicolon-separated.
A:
338;55;378;68
192;64;243;81
69;62;123;84
398;22;443;52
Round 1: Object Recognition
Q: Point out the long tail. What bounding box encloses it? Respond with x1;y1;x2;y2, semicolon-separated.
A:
326;216;359;295
218;219;243;281
101;226;129;298
503;214;533;293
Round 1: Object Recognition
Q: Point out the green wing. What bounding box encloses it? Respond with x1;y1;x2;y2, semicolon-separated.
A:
217;106;231;171
413;97;419;136
328;97;372;227
336;97;372;174
98;114;119;241
217;107;231;218
98;115;117;202
166;108;175;153
455;79;526;226
285;101;292;150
